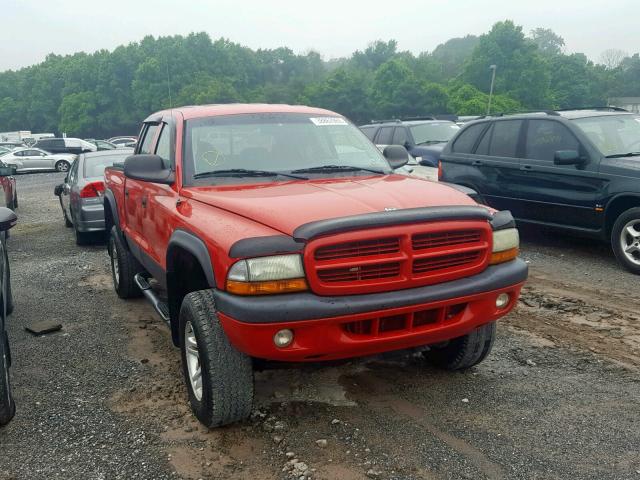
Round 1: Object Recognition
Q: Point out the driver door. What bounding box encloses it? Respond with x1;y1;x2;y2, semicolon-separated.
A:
21;149;50;169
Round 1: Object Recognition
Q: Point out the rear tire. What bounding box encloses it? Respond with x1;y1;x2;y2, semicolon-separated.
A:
424;321;496;370
611;207;640;275
55;161;70;173
179;290;254;428
108;226;142;299
0;336;16;427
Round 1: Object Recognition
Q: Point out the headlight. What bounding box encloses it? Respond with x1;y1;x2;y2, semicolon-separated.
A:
227;254;308;295
490;228;519;265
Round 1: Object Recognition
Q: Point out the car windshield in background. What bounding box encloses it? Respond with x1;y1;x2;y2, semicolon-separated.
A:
409;122;460;145
184;113;391;185
83;154;125;177
573;114;640;157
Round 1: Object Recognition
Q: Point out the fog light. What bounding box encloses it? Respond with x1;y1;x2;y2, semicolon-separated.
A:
496;293;510;309
273;329;294;348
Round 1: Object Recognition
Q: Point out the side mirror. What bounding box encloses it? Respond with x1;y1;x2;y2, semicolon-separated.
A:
554;150;584;165
54;184;64;196
0;207;17;231
0;166;16;176
124;154;174;184
383;145;409;170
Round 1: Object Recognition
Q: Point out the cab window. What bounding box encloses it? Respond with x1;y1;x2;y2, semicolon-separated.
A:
154;124;172;169
138;124;159;154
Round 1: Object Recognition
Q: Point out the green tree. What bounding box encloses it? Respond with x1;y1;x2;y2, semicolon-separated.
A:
463;21;551;108
529;28;565;56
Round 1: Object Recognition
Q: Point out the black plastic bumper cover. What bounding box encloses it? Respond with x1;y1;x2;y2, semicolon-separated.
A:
213;259;528;324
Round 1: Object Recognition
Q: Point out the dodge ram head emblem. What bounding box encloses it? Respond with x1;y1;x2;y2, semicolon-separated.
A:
384;207;397;211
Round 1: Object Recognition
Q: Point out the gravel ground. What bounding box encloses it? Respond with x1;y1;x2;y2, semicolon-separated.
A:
1;173;639;480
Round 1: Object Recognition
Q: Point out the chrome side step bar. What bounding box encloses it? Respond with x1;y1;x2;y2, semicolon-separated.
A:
134;273;170;323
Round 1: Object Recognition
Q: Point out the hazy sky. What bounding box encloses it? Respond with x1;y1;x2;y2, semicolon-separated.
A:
1;0;638;71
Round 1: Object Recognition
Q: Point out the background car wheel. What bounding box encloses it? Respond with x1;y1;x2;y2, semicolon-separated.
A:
611;207;640;274
55;161;70;172
0;336;16;426
108;226;143;299
179;290;254;428
424;321;496;370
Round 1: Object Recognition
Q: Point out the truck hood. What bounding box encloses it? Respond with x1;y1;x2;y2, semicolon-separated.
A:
185;175;479;236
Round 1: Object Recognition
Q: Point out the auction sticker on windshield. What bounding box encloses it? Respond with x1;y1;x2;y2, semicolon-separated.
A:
310;117;348;126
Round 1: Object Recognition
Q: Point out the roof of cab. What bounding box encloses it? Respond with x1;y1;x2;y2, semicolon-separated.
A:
145;104;341;122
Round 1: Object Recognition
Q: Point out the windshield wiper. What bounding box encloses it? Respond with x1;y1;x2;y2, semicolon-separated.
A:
417;140;448;145
290;164;386;175
193;168;307;180
605;152;640;158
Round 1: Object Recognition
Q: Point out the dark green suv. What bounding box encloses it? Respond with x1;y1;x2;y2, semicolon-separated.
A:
439;108;640;274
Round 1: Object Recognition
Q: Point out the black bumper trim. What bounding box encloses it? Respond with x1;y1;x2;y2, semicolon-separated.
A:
213;259;528;324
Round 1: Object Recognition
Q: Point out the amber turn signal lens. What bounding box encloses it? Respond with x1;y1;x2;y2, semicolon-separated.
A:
489;247;519;265
226;278;308;295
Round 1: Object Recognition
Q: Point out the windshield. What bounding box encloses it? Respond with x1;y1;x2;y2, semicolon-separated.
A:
573;114;640;157
409;122;460;145
184;113;391;185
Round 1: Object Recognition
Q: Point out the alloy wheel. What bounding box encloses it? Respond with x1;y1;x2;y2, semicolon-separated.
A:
620;219;640;266
184;321;203;401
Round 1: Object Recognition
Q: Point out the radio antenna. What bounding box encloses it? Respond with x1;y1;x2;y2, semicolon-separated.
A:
166;59;173;109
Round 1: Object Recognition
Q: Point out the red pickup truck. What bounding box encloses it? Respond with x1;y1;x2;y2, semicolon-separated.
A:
104;104;527;427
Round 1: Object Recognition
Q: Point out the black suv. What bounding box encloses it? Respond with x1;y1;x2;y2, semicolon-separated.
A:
360;117;460;167
440;108;640;273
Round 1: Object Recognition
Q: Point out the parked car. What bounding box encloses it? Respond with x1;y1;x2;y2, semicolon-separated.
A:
0;162;17;210
33;137;96;155
85;139;117;151
108;137;137;148
54;149;133;245
1;147;75;173
440;107;640;273
104;104;527;428
0;170;18;426
360;118;460;167
0;142;23;150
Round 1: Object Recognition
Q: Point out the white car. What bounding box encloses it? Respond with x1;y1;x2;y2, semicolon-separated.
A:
1;148;75;172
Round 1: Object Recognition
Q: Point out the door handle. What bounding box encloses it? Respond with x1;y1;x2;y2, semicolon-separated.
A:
471;160;483;166
520;165;533;171
124;189;129;197
141;196;147;207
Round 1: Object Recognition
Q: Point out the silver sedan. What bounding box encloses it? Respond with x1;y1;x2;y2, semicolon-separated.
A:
1;148;75;172
55;149;132;245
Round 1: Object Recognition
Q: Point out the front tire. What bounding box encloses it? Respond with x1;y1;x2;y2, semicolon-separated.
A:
611;207;640;274
0;336;16;426
424;321;496;370
55;161;70;173
108;226;142;299
179;290;254;428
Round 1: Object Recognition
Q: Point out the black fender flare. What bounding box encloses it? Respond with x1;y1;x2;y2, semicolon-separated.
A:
103;188;120;234
166;229;216;288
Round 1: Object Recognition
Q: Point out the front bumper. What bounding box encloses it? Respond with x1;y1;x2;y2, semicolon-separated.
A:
214;259;527;361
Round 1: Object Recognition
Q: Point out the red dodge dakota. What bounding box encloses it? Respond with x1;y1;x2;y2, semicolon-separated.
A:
104;104;527;427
